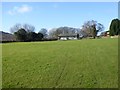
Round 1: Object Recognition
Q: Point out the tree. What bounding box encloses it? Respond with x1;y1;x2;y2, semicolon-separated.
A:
48;27;82;39
109;19;120;36
10;23;22;34
39;28;48;38
77;34;79;39
56;26;78;35
14;28;27;41
92;24;97;39
37;32;44;40
27;32;37;41
10;23;35;34
23;24;35;33
48;28;58;38
12;23;44;42
81;20;104;39
14;30;43;42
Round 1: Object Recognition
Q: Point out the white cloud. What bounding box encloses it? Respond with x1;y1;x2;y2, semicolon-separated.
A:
17;5;32;13
8;10;14;15
8;5;32;15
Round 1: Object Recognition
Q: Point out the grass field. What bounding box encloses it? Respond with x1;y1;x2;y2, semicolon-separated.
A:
2;38;118;88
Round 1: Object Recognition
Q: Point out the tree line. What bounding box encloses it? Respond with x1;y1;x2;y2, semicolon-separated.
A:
10;18;120;42
10;24;47;42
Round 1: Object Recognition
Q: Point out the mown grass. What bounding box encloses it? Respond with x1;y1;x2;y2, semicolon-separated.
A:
2;38;118;88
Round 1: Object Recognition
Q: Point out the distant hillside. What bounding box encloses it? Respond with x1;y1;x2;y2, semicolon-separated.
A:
0;31;16;42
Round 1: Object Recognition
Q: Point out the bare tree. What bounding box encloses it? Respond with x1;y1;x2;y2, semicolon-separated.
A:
10;23;22;34
10;23;35;34
23;24;35;32
48;28;58;38
81;20;104;38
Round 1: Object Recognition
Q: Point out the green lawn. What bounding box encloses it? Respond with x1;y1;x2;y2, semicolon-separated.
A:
2;38;118;88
